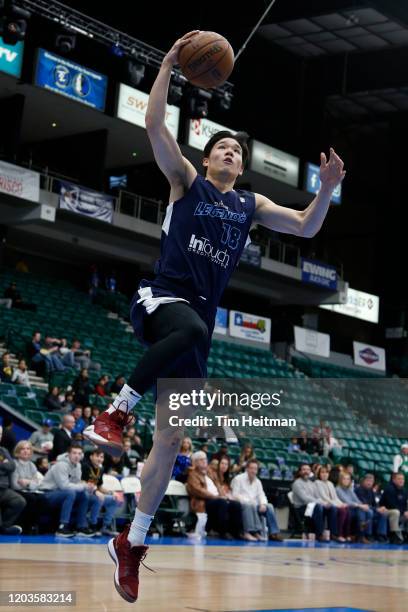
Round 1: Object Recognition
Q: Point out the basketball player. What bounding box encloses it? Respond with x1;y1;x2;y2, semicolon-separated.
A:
84;31;346;603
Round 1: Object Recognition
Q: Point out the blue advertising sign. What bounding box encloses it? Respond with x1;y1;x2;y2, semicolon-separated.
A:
0;37;24;77
35;49;107;111
240;243;261;267
301;258;338;290
305;162;342;205
214;307;228;335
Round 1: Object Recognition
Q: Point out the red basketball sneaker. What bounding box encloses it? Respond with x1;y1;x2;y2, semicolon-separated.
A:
83;406;134;458
108;526;151;603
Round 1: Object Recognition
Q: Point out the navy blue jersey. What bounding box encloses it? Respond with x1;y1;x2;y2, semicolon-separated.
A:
148;174;256;321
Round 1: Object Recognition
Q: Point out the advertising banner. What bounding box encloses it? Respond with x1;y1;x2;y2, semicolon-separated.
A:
214;307;228;335
250;140;299;187
35;49;108;111
117;83;180;139
0;36;24;77
294;326;330;358
58;180;114;223
301;258;338;290
230;310;271;344
320;287;379;323
305;162;342;205
0;160;40;202
353;341;386;371
188;118;235;151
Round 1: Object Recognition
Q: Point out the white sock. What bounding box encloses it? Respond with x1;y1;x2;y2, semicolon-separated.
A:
107;384;142;414
128;509;154;547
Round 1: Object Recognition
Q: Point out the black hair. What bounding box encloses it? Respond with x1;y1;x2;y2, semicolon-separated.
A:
203;130;250;168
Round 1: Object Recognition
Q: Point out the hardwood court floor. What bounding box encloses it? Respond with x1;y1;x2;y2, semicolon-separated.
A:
1;539;408;612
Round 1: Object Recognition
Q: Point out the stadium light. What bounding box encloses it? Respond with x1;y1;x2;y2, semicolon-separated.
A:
0;0;31;45
188;88;212;119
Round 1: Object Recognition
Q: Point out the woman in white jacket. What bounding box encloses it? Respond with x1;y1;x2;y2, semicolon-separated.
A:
12;440;45;533
314;465;350;542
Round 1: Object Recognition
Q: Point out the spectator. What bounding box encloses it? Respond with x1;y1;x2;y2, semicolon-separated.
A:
91;406;101;423
287;437;301;453
298;429;317;454
0;428;26;534
35;457;49;476
336;472;372;543
43;336;67;371
314;465;349;542
130;432;144;459
344;463;355;487
232;443;256;474
4;282;36;311
81;449;122;536
82;406;92;427
27;331;64;376
186;451;241;539
95;374;110;397
211;443;230;462
392;443;408;475
323;435;344;460
44;386;63;412
0;352;13;382
355;473;400;543
123;437;139;473
380;472;408;544
103;452;131;477
61;392;76;414
57;338;77;369
71;406;86;435
70;339;100;372
39;443;99;537
11;440;45;533
0;417;17;454
231;459;283;541
29;419;54;461
291;463;331;541
172;437;193;482
49;415;75;461
312;420;331;456
110;375;126;396
11;359;30;387
72;369;93;406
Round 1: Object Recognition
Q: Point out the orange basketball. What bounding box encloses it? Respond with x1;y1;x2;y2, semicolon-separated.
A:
178;31;234;89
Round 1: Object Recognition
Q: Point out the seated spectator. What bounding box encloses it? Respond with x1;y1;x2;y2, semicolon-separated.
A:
71;406;86;435
27;331;65;376
287;437;301;453
355;473;400;543
0;352;13;382
336;472;372;543
130;432;144;459
379;472;408;544
312;420;331;456
57;338;77;369
81;449;122;536
328;464;344;486
49;415;75;461
4;282;36;311
38;443;99;536
11;441;45;533
72;369;93;406
35;457;49;476
123;437;139;473
0;428;26;534
0;417;17;454
211;443;230;462
60;392;76;414
344;463;356;487
110;374;126;396
82;406;92;427
44;386;63;412
95;374;110;397
103;452;131;477
311;463;322;481
314;465;349;542
231;459;283;541
11;359;30;387
298;429;318;455
172;437;193;482
186;451;241;539
231;443;256;474
291;463;333;542
323;435;343;460
392;443;408;475
91;406;101;423
29;419;54;460
70;339;100;372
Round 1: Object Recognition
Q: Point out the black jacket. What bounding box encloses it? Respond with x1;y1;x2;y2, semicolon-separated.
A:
49;429;72;461
380;482;408;514
0;446;15;489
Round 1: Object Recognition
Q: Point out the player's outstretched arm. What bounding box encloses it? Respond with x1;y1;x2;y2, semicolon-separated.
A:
145;32;198;190
253;148;346;238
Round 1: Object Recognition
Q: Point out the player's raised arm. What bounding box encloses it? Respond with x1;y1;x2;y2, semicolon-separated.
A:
253;148;346;238
145;32;198;190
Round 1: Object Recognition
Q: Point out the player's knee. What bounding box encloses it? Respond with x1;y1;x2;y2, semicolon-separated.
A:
155;425;184;450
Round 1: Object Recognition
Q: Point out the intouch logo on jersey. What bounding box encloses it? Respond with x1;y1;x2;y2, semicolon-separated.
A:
188;234;230;268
